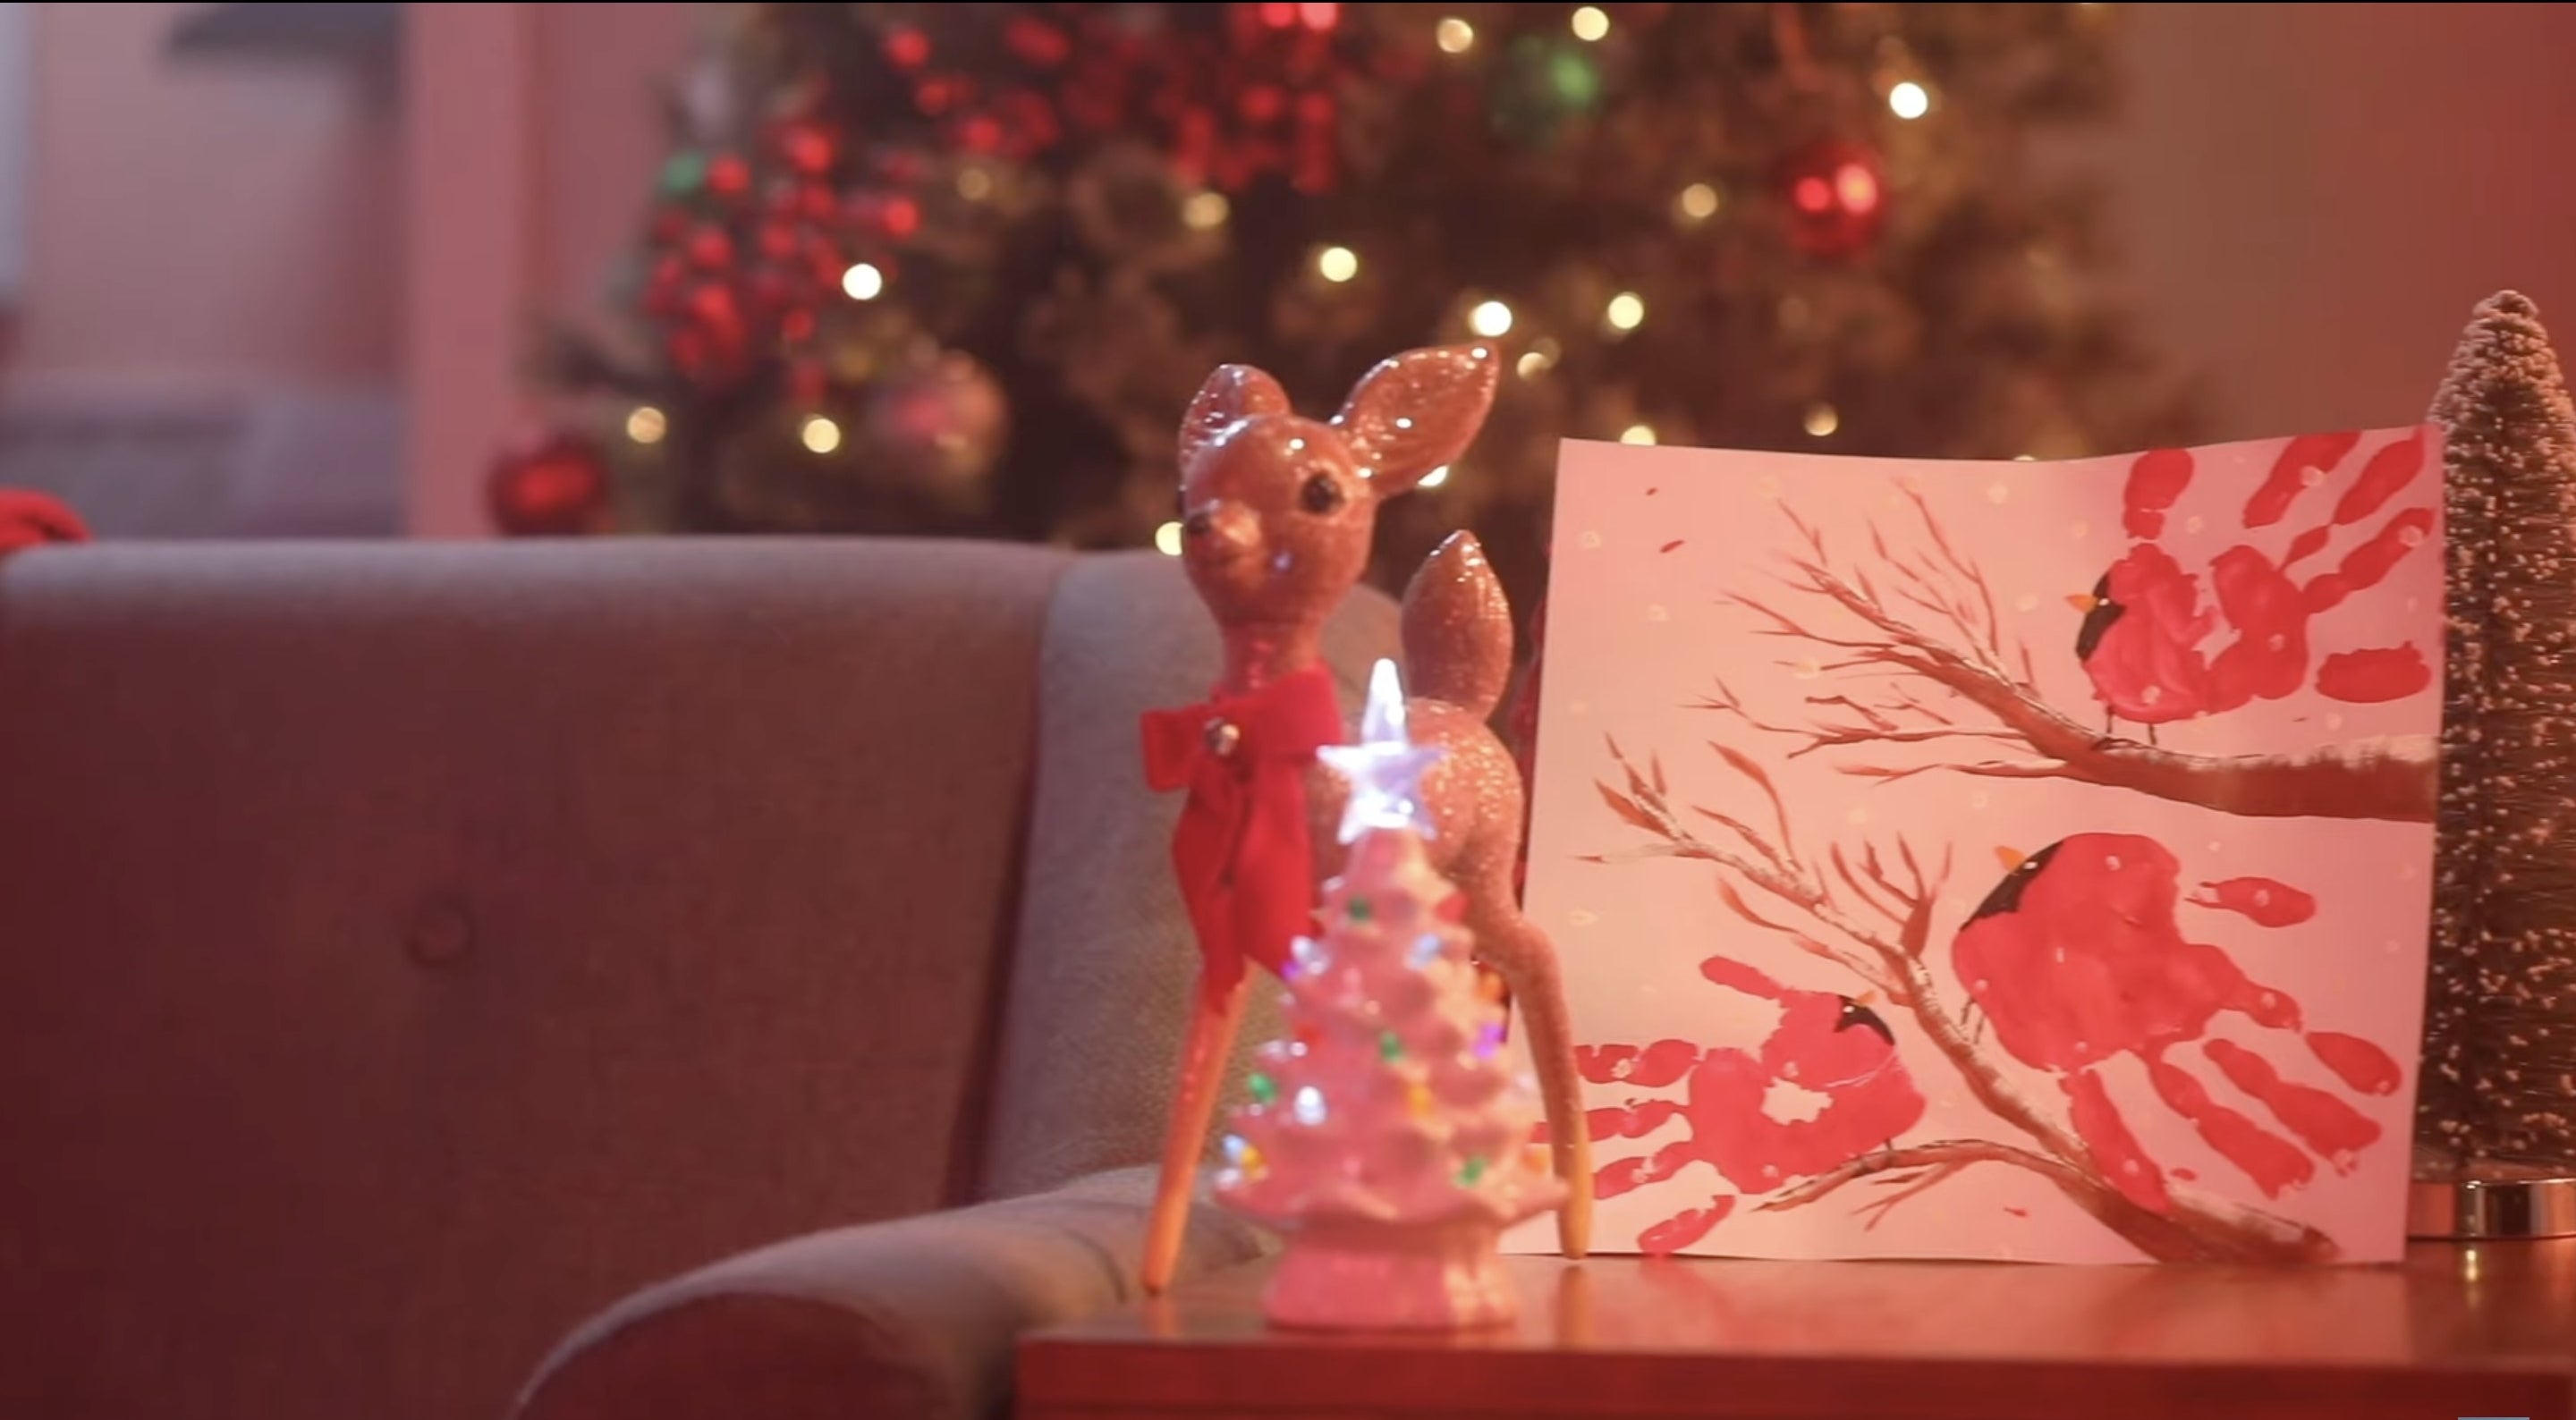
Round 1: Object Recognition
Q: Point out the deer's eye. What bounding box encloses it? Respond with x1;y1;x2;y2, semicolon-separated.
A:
1299;473;1345;515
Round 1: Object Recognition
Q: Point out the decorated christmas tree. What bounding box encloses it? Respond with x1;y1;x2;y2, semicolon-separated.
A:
2421;291;2576;1169
540;3;2192;606
1216;659;1559;1330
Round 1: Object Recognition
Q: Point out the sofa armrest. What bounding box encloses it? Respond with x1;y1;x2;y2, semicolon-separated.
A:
511;1167;1270;1420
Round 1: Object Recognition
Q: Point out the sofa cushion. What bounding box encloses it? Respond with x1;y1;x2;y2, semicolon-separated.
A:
513;1166;1272;1420
977;551;1399;1199
0;537;1067;1420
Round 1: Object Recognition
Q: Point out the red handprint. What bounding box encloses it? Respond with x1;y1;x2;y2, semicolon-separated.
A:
1953;833;2402;1211
2073;435;2435;740
1551;954;1925;1254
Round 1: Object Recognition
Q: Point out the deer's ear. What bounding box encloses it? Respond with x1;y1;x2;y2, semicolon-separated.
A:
1332;343;1501;497
1178;364;1291;474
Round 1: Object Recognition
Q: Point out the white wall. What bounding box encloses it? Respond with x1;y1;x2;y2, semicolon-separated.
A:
403;0;699;537
2092;2;2576;439
0;3;34;305
16;1;398;385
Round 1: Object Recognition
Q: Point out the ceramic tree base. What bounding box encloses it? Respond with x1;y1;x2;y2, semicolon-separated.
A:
1260;1218;1517;1331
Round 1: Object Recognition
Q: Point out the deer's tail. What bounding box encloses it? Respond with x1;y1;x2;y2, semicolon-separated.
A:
1402;530;1514;719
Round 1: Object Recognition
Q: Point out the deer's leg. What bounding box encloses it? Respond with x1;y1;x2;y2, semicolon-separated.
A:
1143;973;1250;1293
1462;851;1593;1259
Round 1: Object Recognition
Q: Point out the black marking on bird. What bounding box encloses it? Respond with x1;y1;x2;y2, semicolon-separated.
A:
1834;996;1896;1046
2074;572;2125;662
1968;841;2064;925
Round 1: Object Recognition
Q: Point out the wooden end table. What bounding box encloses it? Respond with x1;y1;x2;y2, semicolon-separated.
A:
1019;1243;2576;1419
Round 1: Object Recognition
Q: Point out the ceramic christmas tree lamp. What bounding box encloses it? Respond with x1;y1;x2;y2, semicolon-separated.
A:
1216;660;1563;1331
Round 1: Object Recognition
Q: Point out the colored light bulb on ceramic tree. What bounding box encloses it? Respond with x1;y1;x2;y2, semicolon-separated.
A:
1216;658;1563;1331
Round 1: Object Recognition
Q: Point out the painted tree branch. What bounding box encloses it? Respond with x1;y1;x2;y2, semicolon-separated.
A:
1707;491;2436;824
1597;740;2337;1263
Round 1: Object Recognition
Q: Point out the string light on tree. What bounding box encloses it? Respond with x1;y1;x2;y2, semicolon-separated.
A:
1569;5;1609;41
624;405;668;445
1675;182;1721;224
1605;292;1645;333
801;415;843;453
1888;80;1932;120
842;262;886;300
1515;336;1561;380
1181;190;1231;230
1803;402;1841;437
1620;423;1656;445
955;166;995;200
1435;16;1474;53
1469;300;1514;338
1154;520;1185;555
1317;245;1360;283
1419;464;1453;488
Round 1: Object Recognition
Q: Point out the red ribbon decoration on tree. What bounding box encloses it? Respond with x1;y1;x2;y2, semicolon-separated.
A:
1140;663;1343;1004
0;490;88;553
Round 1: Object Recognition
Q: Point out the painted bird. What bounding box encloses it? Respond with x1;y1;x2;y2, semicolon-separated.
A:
1568;954;1927;1253
1953;833;2401;1211
2068;545;2216;744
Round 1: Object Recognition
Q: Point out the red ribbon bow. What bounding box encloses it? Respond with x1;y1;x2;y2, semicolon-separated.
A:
1141;664;1343;1004
0;490;87;554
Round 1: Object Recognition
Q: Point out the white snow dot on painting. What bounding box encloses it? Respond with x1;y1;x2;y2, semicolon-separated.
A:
2186;515;2206;534
2072;520;2090;539
1646;604;1669;622
1986;482;2010;504
2014;593;2038;613
1569;909;1597;927
1578;530;1603;550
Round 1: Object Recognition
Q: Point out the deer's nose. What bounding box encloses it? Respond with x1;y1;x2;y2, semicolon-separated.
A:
1182;500;1257;554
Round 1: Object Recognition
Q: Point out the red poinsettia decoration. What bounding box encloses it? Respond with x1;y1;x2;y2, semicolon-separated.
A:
0;490;88;553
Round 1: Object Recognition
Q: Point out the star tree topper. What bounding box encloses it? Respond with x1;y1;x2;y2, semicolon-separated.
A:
1318;658;1447;843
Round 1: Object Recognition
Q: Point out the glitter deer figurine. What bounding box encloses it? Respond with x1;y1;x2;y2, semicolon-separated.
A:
1138;342;1592;1293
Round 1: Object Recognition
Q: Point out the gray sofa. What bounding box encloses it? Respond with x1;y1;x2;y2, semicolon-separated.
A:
0;537;1397;1420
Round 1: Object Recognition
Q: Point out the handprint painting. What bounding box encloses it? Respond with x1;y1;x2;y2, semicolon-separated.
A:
1505;431;2442;1264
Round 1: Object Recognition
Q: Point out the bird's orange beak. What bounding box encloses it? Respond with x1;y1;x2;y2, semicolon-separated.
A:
2066;592;2100;613
1854;989;1879;1007
1995;845;2027;872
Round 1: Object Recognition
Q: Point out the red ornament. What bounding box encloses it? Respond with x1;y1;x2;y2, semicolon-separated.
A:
685;225;734;272
1004;15;1071;68
878;193;920;239
1776;139;1887;259
883;25;931;71
643;254;689;317
756;219;801;263
776;120;837;177
706;155;752;200
957;113;1004;154
487;434;613;537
